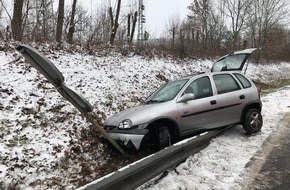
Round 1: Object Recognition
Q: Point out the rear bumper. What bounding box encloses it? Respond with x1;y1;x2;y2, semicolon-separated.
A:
107;128;149;150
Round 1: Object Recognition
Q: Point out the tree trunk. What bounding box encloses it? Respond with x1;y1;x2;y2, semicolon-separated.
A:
67;0;77;44
56;0;65;46
11;0;24;41
130;11;138;44
109;7;114;30
127;14;131;43
109;0;121;45
172;27;176;47
42;0;47;39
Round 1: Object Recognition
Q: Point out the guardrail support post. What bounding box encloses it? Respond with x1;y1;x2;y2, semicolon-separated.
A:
85;113;129;157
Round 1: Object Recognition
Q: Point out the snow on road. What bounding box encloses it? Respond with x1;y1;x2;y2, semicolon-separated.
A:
0;46;290;189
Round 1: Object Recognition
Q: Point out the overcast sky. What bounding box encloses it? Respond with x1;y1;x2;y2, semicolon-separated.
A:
143;0;192;37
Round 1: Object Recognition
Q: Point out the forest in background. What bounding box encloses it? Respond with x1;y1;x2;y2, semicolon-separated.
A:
1;0;290;61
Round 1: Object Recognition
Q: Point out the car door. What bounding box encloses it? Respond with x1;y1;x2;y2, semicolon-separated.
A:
177;76;220;135
212;73;246;126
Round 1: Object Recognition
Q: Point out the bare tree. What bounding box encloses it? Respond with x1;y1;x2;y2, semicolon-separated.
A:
246;0;289;61
129;11;138;44
124;0;138;44
222;0;251;49
21;0;39;41
90;2;111;45
187;0;226;55
188;0;212;52
56;0;65;46
20;0;56;42
166;13;181;48
41;0;55;41
126;11;137;44
0;0;12;20
11;0;24;41
177;20;190;58
109;0;121;45
74;7;90;44
67;0;77;44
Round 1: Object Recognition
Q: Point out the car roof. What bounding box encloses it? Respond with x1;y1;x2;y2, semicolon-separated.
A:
177;70;246;81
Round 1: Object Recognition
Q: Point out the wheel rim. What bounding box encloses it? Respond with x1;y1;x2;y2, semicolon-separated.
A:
158;127;171;148
168;133;172;146
249;112;262;130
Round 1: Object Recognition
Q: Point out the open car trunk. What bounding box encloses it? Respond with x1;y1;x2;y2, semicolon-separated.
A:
211;48;258;72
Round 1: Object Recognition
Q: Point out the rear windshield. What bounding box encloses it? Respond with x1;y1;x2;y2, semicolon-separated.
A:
212;54;247;72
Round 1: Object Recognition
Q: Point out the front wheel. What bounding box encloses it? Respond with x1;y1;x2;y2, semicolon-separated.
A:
158;126;171;150
243;108;263;135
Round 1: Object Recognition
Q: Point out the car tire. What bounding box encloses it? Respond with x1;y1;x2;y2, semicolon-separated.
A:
158;126;171;150
243;108;263;135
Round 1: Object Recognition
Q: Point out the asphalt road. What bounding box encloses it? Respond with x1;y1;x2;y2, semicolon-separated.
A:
243;113;290;190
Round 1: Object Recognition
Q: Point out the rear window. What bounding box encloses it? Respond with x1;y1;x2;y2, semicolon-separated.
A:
213;74;241;94
234;73;251;88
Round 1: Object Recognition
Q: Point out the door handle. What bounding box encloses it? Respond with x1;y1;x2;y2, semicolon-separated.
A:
210;100;217;105
240;95;245;99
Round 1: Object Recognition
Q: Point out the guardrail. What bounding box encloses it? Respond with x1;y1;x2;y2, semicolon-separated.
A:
78;126;231;190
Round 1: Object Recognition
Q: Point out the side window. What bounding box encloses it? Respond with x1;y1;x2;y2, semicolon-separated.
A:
213;74;241;94
234;73;252;88
184;77;213;99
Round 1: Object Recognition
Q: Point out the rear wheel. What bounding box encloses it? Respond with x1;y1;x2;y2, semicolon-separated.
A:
158;126;171;150
243;108;263;135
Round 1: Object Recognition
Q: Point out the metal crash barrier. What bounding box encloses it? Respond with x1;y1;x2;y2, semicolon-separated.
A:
78;126;231;190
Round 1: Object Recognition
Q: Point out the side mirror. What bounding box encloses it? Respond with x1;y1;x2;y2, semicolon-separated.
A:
177;93;195;103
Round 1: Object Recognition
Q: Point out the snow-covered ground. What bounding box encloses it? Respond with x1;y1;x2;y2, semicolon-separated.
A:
0;45;290;189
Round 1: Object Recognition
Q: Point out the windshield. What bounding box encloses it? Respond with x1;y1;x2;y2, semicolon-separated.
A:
212;54;247;72
146;79;188;103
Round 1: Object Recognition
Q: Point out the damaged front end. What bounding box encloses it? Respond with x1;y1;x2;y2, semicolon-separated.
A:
105;127;149;151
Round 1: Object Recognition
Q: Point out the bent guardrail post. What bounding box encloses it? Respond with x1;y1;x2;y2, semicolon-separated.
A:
85;112;128;156
16;44;128;157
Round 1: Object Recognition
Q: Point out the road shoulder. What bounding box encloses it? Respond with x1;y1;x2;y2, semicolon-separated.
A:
240;112;290;190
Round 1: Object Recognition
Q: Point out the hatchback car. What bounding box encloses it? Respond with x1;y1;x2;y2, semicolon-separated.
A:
104;48;263;150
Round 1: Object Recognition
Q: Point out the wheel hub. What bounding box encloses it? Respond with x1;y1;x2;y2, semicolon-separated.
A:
250;112;262;130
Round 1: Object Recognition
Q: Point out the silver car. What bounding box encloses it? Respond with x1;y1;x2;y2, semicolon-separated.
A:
104;48;263;150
